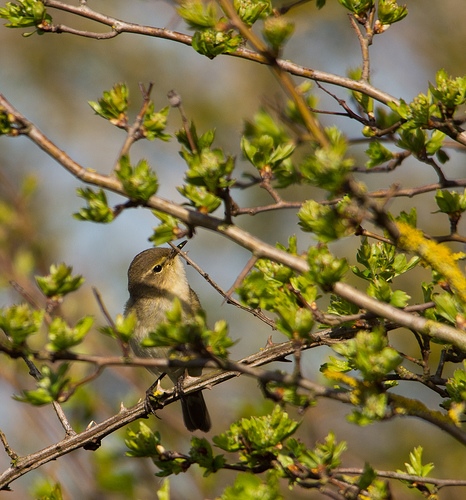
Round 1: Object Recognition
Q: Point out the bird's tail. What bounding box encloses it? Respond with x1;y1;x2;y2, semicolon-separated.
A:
181;391;211;432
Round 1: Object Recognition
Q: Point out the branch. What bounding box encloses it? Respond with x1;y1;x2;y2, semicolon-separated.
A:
40;0;400;107
333;281;466;351
0;337;335;490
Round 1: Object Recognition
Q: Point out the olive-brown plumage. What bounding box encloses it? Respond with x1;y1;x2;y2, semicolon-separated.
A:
125;245;211;432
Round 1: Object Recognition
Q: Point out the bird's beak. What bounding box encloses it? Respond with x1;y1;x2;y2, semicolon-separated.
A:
169;240;187;259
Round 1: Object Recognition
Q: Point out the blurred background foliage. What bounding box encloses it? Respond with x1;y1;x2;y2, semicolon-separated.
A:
1;0;466;498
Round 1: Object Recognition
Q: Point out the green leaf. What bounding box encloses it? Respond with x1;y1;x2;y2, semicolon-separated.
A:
300;432;347;470
243;108;291;147
348;67;373;113
178;126;236;194
445;362;466;405
31;481;64;500
425;129;446;156
156;480;170;500
74;188;114;223
430;69;466;117
36;263;84;298
433;292;460;325
116;156;159;202
306;245;349;290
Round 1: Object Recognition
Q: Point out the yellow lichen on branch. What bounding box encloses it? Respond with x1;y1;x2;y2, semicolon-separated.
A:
396;221;466;304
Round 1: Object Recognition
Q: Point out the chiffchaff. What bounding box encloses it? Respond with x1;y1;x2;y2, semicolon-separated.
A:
125;242;211;432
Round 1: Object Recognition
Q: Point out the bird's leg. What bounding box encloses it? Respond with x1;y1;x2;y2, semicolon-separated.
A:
144;372;167;416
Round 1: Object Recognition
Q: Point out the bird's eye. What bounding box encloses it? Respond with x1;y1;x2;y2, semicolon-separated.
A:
152;264;163;273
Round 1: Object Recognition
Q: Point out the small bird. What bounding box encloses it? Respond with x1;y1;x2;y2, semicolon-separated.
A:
125;242;211;432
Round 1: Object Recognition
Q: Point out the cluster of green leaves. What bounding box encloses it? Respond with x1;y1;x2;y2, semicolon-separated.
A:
177;124;235;213
14;364;71;405
238;237;317;339
233;0;271;26
444;362;466;415
150;211;184;246
126;421;226;476
100;312;137;345
0;264;93;405
435;188;466;219
0;0;51;36
0;264;86;351
364;141;394;168
116;156;159;202
177;0;243;59
0;303;44;347
398;446;434;480
242;107;354;193
47;316;93;352
241;135;295;186
389;70;466;156
89;83;171;140
351;238;419;307
141;102;171;141
298;196;356;242
299;127;354;193
88;83;129;127
74;188;114;223
35;263;84;299
140;298;234;359
322;329;402;425
305;245;349;291
179;0;296;59
242;108;298;187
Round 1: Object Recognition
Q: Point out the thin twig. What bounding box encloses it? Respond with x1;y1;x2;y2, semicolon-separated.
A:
169;243;276;328
116;82;154;162
167;89;197;153
92;287;115;329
